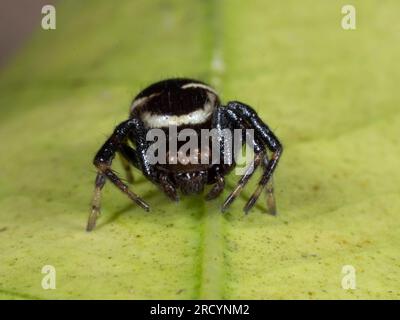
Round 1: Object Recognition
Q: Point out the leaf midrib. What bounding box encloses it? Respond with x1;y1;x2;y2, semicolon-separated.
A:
196;0;226;300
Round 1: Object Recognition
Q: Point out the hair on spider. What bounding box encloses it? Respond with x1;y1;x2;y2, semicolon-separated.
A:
87;78;282;231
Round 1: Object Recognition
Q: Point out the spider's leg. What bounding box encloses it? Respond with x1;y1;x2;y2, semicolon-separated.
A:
87;119;151;231
121;144;179;201
118;142;144;184
243;151;280;214
205;106;230;201
219;106;264;211
227;101;283;214
160;174;179;201
263;151;277;215
205;174;225;200
87;172;106;231
221;152;262;211
93;119;150;209
119;143;141;169
118;152;134;184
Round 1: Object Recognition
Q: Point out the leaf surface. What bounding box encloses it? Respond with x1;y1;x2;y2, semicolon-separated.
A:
0;0;399;299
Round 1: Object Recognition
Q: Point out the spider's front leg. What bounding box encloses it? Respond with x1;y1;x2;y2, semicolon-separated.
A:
88;172;107;231
205;169;225;200
263;151;277;215
87;119;151;231
118;152;134;184
204;106;230;201
223;101;283;214
228;101;282;213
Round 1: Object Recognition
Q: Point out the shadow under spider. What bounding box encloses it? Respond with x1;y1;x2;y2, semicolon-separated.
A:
95;180;268;230
96;189;160;230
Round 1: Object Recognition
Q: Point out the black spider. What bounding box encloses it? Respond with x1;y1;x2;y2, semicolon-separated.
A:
87;78;282;231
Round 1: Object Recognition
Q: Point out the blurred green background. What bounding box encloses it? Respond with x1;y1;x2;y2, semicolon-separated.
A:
0;0;399;299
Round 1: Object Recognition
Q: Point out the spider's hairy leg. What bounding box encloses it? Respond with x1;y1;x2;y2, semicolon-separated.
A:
205;174;225;200
159;174;179;201
243;149;282;213
203;106;230;202
97;164;150;211
86;119;150;231
221;152;262;211
226;101;283;214
263;151;277;215
219;106;264;211
118;141;148;185
118;152;134;184
87;172;106;231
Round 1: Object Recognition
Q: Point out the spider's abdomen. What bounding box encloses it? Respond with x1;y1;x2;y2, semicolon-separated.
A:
130;78;220;128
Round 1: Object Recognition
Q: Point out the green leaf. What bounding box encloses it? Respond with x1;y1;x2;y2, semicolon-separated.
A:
0;0;399;299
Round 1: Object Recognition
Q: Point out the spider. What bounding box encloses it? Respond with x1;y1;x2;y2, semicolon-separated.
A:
87;78;282;231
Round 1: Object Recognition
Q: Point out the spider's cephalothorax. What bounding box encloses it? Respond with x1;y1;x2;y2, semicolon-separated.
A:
87;78;282;231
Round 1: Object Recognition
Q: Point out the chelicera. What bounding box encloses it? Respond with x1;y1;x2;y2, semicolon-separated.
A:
87;78;282;231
